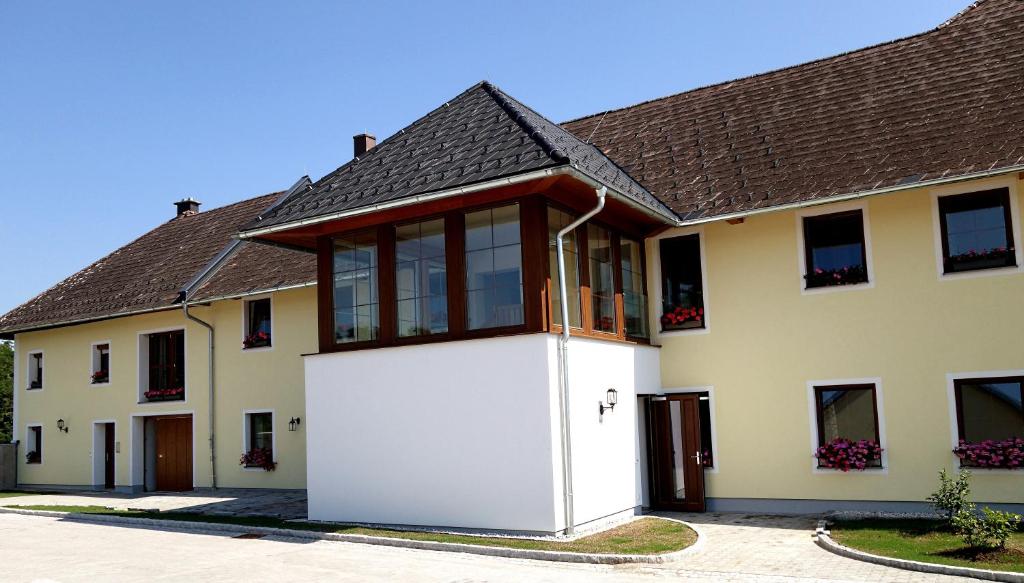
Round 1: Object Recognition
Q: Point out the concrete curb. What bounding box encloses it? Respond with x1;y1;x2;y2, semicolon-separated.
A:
814;520;1024;583
0;507;699;565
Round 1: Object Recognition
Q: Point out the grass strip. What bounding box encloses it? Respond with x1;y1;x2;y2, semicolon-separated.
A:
831;518;1024;573
8;505;696;555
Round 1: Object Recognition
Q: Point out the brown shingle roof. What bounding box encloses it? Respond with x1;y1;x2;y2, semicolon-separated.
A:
0;192;315;335
561;0;1024;221
189;241;316;302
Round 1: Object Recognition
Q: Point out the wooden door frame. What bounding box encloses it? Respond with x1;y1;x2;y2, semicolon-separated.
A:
644;394;706;512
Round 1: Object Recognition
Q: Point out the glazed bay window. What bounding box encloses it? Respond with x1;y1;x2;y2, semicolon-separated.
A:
548;207;582;329
814;384;882;469
142;330;184;402
396;218;448;337
465;204;523;330
802;210;868;288
333;231;379;343
938;188;1017;273
953;377;1023;468
620;237;648;338
659;234;705;331
243;298;272;349
588;224;616;333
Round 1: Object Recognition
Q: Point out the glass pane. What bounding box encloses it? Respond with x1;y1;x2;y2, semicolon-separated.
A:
804;211;868;288
395;219;449;338
659;235;705;331
465;204;523;330
334;232;378;343
621;237;648;337
819;388;878;444
548;207;581;328
588;224;616;333
250;413;273;452
669;401;686;500
959;380;1024;443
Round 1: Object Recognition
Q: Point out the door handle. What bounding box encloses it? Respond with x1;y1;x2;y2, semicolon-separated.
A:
692;452;702;465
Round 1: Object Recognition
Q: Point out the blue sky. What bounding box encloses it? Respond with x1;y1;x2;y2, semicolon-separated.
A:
0;0;972;314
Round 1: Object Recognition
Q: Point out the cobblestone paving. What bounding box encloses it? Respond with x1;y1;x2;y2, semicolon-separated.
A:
0;488;307;518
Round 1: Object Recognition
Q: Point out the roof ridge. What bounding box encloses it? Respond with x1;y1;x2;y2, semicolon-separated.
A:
481;81;569;163
561;3;971;126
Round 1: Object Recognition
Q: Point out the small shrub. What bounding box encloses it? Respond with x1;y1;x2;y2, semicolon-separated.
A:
927;469;973;522
952;507;1022;549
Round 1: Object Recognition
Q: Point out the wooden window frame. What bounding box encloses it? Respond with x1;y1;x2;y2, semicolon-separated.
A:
952;376;1024;444
145;330;185;401
801;209;869;289
938;187;1017;274
245;411;275;459
813;383;882;468
243;297;273;350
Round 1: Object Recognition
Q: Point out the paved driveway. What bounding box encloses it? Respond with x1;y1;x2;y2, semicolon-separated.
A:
0;488;307;518
0;512;975;582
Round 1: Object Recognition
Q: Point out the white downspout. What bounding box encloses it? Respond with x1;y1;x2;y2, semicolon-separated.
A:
555;185;606;536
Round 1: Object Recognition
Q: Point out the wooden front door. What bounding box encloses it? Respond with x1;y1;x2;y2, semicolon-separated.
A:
154;416;193;492
103;423;115;489
647;395;705;511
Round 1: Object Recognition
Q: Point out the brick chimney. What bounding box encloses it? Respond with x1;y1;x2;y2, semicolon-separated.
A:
353;133;376;158
174;198;201;217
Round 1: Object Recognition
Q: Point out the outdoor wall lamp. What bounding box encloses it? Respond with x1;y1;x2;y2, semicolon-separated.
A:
288;417;302;432
56;418;69;434
598;388;618;417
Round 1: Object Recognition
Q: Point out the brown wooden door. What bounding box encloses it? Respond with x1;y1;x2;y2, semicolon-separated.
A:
647;395;705;511
154;416;193;492
103;423;115;489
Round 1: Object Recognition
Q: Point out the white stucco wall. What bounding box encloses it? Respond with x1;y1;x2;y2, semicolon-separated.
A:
557;337;661;529
305;334;562;533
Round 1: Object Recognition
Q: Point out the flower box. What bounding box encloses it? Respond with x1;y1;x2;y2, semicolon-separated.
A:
945;246;1015;272
240;448;276;471
660;306;704;330
805;265;868;288
91;371;109;384
954;438;1024;469
815;437;883;471
144;387;184;402
28;381;42;390
25;451;40;464
242;331;271;349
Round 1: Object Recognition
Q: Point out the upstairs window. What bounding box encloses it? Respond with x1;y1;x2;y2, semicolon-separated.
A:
141;330;185;402
802;210;869;289
396;218;448;337
938;188;1016;274
954;377;1023;445
548;207;582;329
465;204;523;330
588;224;616;334
813;384;882;469
659;234;705;331
91;343;110;384
243;298;272;349
620;237;648;338
26;425;42;464
333;231;379;343
27;351;43;390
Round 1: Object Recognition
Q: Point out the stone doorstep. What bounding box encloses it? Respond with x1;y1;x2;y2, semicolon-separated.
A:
815;520;1024;583
0;507;703;565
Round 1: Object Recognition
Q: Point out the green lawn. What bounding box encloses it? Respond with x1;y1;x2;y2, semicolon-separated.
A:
831;519;1024;573
0;491;40;499
9;505;696;555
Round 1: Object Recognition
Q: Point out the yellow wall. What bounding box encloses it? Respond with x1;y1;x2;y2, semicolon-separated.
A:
14;285;316;491
649;174;1024;504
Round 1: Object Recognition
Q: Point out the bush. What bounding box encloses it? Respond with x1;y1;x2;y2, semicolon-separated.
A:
926;469;973;522
952;507;1022;550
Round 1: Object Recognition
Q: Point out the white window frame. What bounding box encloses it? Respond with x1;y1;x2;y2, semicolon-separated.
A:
930;176;1023;281
945;369;1024;474
241;409;276;471
659;386;721;474
136;327;187;405
25;350;44;391
795;200;875;295
241;294;274;353
25;423;43;465
90;340;112;387
91;419;117;488
806;377;888;475
647;225;711;340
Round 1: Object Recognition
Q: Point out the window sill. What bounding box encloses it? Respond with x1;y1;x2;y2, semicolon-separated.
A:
242;345;273;353
242;465;276;472
657;325;708;338
802;280;873;295
138;398;186;405
25;387;42;391
940;264;1021;281
90;382;111;388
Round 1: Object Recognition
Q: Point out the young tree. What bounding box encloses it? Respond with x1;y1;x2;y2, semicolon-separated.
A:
0;340;12;443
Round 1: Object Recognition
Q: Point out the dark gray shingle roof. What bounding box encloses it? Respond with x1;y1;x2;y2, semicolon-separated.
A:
244;81;674;233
